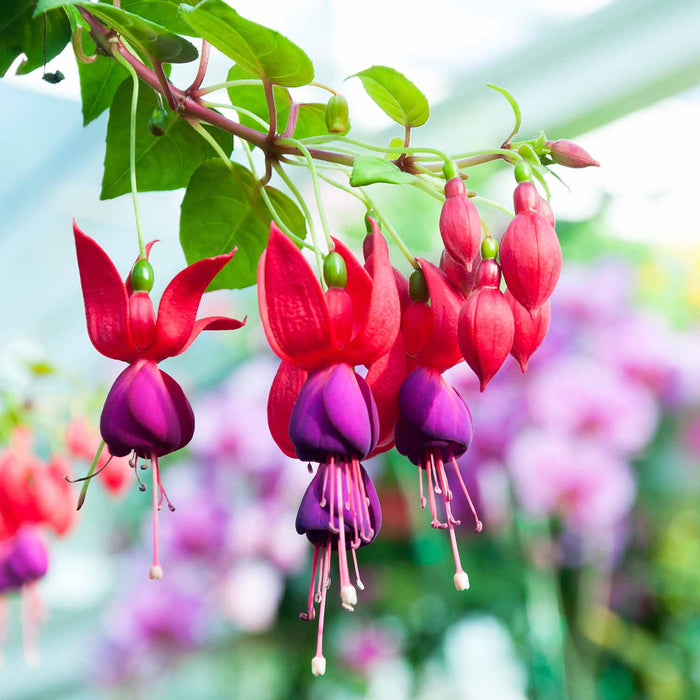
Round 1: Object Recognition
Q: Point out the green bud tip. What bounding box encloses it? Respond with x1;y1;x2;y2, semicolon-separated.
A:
409;269;429;302
513;161;533;183
365;210;379;233
323;251;348;288
131;258;155;293
480;236;499;260
149;107;169;137
443;160;459;180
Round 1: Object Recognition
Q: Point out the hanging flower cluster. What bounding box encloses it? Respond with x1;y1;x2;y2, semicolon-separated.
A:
0;427;76;659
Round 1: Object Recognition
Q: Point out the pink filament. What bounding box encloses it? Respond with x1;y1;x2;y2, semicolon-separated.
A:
301;544;320;621
151;452;161;574
450;452;483;532
315;540;331;660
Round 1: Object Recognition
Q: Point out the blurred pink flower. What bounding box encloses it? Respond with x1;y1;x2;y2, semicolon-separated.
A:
507;430;636;532
528;357;659;456
337;622;402;675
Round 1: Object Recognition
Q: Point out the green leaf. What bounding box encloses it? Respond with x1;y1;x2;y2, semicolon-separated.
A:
101;79;232;199
33;0;77;15
180;160;306;289
120;0;198;37
180;0;313;87
80;2;198;63
349;156;416;187
1;1;71;77
350;65;429;128
294;103;329;140
78;33;129;125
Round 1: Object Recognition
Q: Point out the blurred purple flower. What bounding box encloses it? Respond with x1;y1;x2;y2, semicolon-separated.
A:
337;622;402;676
507;429;637;532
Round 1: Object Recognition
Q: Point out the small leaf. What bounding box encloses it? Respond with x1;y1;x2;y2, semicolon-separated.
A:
77;33;129;125
180;160;306;289
101;79;232;199
350;65;429;128
120;0;198;37
349;156;416;187
80;2;198;63
180;0;313;87
486;83;521;143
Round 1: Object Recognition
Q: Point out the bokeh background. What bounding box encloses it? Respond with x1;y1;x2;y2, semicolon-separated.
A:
1;0;699;698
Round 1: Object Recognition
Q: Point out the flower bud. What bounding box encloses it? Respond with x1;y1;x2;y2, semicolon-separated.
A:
439;178;481;271
457;259;514;391
505;291;550;372
325;94;349;134
149;107;169;137
546;139;599;168
499;211;561;312
513;181;540;214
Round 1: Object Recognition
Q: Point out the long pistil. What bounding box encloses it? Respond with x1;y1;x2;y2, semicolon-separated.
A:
311;540;331;676
149;452;163;579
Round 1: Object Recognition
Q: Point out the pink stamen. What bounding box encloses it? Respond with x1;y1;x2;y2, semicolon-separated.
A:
450;452;483;533
149;452;163;579
426;453;446;529
345;461;361;549
353;458;373;541
21;583;42;665
156;467;176;512
300;544;319;621
433;453;460;526
419;464;427;508
327;458;338;534
314;540;331;660
335;461;354;610
351;545;364;590
131;453;146;492
320;462;329;507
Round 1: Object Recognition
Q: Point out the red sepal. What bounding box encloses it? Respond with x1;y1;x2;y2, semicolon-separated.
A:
173;315;247;357
267;361;307;458
415;259;464;372
73;221;135;362
338;224;400;366
366;333;407;452
148;250;236;361
258;223;334;369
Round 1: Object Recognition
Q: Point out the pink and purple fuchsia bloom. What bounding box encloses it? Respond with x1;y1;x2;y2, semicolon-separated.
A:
395;366;481;591
73;222;244;578
290;363;382;676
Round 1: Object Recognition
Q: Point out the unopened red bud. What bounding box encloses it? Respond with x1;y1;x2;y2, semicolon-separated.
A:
402;301;433;355
513;181;540;214
505;290;550;372
546;139;599;168
499;211;561;312
458;260;514;392
538;197;555;227
440;177;481;271
440;248;479;295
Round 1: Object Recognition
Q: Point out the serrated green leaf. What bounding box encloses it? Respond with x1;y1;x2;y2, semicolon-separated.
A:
349;156;416;187
180;160;306;289
180;0;313;87
102;79;232;199
78;33;129;125
121;0;198;37
350;65;429;128
1;1;71;77
80;2;198;63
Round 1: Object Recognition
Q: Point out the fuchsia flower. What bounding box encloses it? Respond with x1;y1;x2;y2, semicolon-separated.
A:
393;261;483;589
500;182;562;313
258;219;400;674
546;139;600;169
439;177;481;271
458;257;515;391
73;222;245;578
